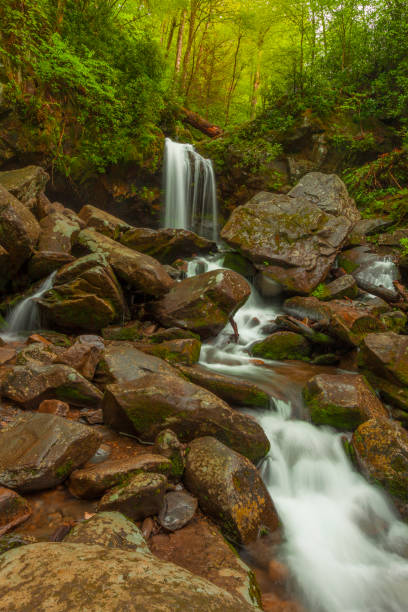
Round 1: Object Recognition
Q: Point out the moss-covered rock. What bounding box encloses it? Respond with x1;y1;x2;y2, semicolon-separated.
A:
251;331;311;361
303;373;388;430
98;472;167;520
79;204;132;239
134;338;201;366
0;166;48;209
154;429;185;478
311;275;359;301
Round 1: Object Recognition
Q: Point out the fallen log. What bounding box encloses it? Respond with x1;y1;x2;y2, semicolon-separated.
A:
179;107;223;138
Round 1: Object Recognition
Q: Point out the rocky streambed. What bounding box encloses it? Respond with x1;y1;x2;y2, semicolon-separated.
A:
0;167;408;611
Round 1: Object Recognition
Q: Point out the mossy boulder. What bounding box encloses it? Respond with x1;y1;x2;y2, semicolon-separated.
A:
79;204;132;238
0;413;101;492
0;534;37;556
303;373;388;430
134;338;201;366
39;253;127;331
0;166;48;209
98;472;167;520
251;331;311;361
102;373;270;464
352;418;408;517
0;542;258;611
154;429;185;478
153;269;251;339
102;321;144;341
312;275;359;301
184;437;279;545
221;190;351;294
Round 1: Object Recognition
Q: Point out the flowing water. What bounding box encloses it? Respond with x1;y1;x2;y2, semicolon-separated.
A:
163;138;218;241
1;272;56;341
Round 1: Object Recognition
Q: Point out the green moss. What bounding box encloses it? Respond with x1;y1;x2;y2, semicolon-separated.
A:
311;283;330;300
55;460;73;479
251;332;311;361
303;388;365;431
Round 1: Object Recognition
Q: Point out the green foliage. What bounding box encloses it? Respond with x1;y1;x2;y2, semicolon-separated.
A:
400;238;408;257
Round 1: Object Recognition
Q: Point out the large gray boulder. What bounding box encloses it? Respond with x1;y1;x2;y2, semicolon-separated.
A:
0;166;49;209
221;191;351;295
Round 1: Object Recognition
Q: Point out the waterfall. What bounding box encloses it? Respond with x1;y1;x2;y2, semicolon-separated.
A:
163;138;218;241
2;272;56;339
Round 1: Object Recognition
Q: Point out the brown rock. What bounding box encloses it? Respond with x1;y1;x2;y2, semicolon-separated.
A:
135;338;201;366
98;472;167;520
57;340;103;379
38;399;70;417
0;487;31;536
0;166;48;208
78;204;132;238
158;490;198;531
0;347;16;365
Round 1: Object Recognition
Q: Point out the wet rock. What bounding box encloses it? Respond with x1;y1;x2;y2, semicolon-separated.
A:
288;172;360;223
381;311;407;334
78;204;132;238
151;513;262;609
184;437;278;544
98;472;167;520
158;490;198;531
153;269;251;339
0;542;257;611
0;533;37;555
135;338;201;366
0;346;16;365
77;228;174;297
120;227;216;264
28;251;76;280
251;331;311;361
303;373;388;430
348;217;393;245
338;246;400;301
313;275;359;301
102;320;144;341
0;412;101;492
274;315;335;346
95;341;177;387
352;418;408;517
38;399;70;417
0;487;31;535
2;363;103;408
148;327;200;343
39;253;127;331
57;339;103;379
103;374;270;464
0;184;40;287
64;511;151;554
154;429;185;478
284;296;385;347
221;191;351;294
69;454;173;499
0;166;48;209
176;363;269;409
378;228;408;247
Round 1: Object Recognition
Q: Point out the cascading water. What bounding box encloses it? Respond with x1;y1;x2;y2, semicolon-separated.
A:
185;255;408;612
163;138;218;241
2;272;56;340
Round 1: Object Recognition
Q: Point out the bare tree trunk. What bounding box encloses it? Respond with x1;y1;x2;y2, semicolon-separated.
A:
166;16;177;57
250;54;261;119
181;2;198;93
175;9;187;76
225;33;243;126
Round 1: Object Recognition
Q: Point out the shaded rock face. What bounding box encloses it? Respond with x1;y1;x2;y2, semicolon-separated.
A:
153;269;251;339
288;172;360;223
39;253;127;331
2;363;103;408
0;487;31;536
0;166;49;209
0;184;40;287
64;511;152;555
158;491;198;532
0;542;257;611
303;373;388;430
154;429;185;478
221;191;351;295
78;204;132;238
121;227;216;264
184;437;279;545
352;418;408;517
314;274;359;301
151;513;262;610
98;472;167;520
251;331;311;361
69;454;173;499
102;374;270;464
77;227;174;297
176;364;269;409
0;413;101;492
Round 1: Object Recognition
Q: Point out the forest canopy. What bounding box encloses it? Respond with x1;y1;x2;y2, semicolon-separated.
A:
0;0;407;177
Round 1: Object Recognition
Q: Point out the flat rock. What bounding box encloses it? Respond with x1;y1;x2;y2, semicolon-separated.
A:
184;436;279;544
0;487;31;535
221;191;351;294
98;472;167;520
0;542;258;611
102;374;270;464
303;373;388;430
158;490;198;531
69;454;174;499
153;269;251;339
0;413;101;492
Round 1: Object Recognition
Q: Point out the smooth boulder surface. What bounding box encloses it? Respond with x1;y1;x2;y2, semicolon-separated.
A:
352;418;408;517
158;490;198;532
102;374;270;464
0;542;258;611
78;204;132;238
184;437;279;544
251;331;311;361
0;487;31;535
135;338;201;366
221;191;351;294
77;227;174;297
64;511;152;554
39;253;127;331
0;413;101;492
98;472;167;520
303;373;388;430
69;454;173;499
0;165;48;208
288;172;360;223
338;246;400;301
153;269;251;338
2;363;103;408
121;227;215;263
313;274;359;301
